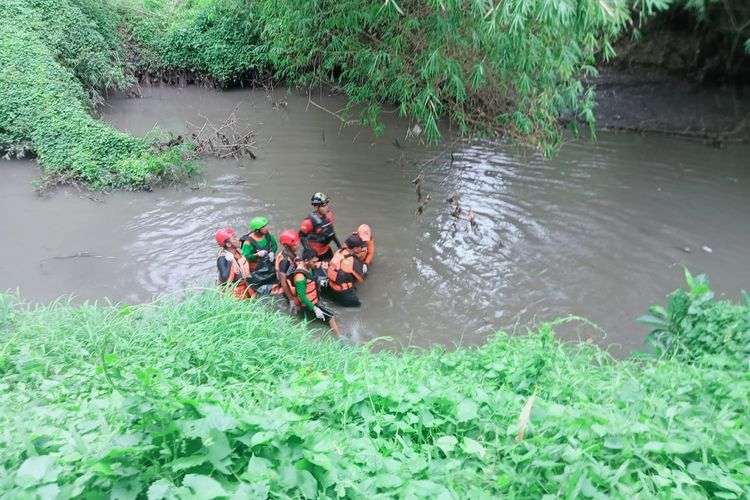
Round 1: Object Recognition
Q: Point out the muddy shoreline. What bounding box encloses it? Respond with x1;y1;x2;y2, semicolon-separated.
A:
592;69;750;144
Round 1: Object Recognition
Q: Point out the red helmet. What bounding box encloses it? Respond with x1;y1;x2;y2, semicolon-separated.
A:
215;228;236;247
279;228;300;247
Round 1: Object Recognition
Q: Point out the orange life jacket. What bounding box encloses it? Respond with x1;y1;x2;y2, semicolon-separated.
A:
218;248;254;299
356;224;374;265
240;232;272;272
302;211;335;256
292;268;319;307
327;248;363;292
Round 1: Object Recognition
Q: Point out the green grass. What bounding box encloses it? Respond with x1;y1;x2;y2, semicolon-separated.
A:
1;279;748;497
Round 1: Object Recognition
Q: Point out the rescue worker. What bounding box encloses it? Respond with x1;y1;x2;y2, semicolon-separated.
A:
325;233;368;307
294;248;340;337
241;216;278;272
215;228;254;299
299;192;340;261
356;224;375;268
275;228;303;313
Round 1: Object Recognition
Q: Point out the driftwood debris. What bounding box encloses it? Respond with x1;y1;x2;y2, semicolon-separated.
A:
185;104;258;161
446;192;479;233
412;170;432;215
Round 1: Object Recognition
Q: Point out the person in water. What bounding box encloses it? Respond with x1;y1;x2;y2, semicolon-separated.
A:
325;233;369;307
294;248;340;337
275;228;303;313
241;216;278;271
299;192;340;262
215;228;254;299
355;224;374;268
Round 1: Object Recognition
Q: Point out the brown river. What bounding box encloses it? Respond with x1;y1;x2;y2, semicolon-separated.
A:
1;88;749;355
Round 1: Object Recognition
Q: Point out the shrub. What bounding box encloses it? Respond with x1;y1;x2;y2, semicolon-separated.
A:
0;0;198;190
639;269;750;366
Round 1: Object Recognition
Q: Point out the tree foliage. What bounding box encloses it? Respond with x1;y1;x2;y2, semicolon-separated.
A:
126;0;651;153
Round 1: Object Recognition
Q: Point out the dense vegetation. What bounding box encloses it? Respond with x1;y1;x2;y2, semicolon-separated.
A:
0;0;197;190
118;0;750;150
1;275;748;497
121;0;645;153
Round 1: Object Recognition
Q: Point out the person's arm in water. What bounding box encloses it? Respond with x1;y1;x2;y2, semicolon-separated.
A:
217;256;233;284
299;219;313;250
363;240;374;265
350;258;365;283
278;260;294;301
331;232;341;250
327;212;341;249
295;276;316;311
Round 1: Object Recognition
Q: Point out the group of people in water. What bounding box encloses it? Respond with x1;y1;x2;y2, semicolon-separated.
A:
214;192;374;337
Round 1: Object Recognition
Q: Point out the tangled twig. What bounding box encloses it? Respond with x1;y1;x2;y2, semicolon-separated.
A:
184;104;258;160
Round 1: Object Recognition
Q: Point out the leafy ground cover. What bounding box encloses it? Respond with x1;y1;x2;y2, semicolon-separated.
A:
1;277;748;498
0;0;197;190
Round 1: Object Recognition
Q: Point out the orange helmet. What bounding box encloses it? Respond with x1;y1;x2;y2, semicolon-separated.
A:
215;228;236;247
279;228;300;246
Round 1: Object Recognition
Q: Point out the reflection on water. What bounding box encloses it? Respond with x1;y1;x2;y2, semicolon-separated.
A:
1;87;748;355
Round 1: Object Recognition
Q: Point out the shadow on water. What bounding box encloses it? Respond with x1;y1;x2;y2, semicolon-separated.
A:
1;87;749;355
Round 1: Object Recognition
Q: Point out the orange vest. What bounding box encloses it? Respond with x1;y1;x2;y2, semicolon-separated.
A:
302;211;335;256
327;248;362;292
292;269;319;307
362;240;374;265
357;225;375;265
218;249;254;299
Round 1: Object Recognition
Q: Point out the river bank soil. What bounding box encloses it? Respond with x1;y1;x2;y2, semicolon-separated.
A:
593;20;750;142
593;69;750;142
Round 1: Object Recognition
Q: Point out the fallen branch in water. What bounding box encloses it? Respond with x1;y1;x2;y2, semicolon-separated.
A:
184;104;258;160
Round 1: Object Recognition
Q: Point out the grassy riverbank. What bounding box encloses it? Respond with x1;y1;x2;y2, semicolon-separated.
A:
1;275;748;497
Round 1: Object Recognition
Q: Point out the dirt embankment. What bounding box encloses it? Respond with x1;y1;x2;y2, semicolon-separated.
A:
593;16;750;145
592;71;750;144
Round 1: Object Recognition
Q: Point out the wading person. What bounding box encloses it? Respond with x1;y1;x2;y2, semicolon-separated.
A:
241;216;278;271
299;192;340;262
275;228;303;313
355;223;375;268
294;248;340;337
325;233;368;307
215;228;253;299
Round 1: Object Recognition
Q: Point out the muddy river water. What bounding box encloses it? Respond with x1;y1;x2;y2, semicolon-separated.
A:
1;88;749;354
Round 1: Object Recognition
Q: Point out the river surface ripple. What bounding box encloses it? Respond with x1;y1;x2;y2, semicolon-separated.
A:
1;87;748;354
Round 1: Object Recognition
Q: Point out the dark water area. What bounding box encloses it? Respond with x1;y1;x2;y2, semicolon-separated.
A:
1;87;749;355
